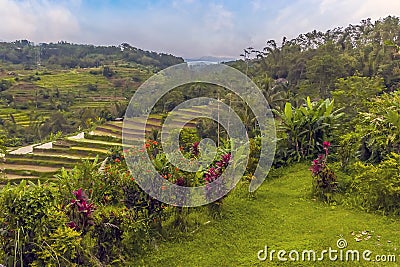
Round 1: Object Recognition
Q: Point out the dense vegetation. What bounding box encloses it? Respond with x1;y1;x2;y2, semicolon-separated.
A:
231;16;400;215
0;40;183;70
1;16;400;266
0;41;183;147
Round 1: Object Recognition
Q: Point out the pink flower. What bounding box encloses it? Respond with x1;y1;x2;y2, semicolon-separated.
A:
73;188;84;200
221;153;231;167
323;141;331;149
66;221;77;229
205;167;219;183
191;142;200;157
309;162;321;175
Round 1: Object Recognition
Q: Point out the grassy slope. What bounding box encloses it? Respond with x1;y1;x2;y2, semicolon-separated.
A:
137;163;400;266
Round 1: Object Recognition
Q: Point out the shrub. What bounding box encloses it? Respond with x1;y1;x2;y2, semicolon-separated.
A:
274;97;343;163
348;153;400;215
337;130;362;170
0;181;83;266
0;79;12;92
310;141;338;202
57;157;123;206
33;226;83;267
91;206;124;264
340;90;400;165
87;83;98;91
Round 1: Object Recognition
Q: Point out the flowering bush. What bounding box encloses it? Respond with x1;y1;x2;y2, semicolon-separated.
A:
120;143;165;229
0;181;83;266
310;141;337;202
191;141;200;157
204;153;231;217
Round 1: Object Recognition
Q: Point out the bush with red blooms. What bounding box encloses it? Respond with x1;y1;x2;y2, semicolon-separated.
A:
191;141;200;157
204;152;231;217
204;153;231;199
310;141;337;202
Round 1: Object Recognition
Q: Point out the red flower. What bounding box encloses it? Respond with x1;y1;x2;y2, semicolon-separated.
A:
73;188;84;200
323;141;331;149
66;221;77;229
191;141;200;157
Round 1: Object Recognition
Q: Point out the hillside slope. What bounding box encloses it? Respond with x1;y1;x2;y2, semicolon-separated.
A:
138;164;400;266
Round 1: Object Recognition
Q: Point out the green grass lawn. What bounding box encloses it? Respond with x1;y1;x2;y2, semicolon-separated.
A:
136;163;400;266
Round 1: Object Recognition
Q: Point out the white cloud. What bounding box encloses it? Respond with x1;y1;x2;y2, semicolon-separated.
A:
255;0;400;47
317;0;400;22
204;4;234;32
0;0;80;43
0;0;398;58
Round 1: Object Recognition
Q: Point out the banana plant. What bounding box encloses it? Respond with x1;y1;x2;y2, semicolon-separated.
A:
274;97;343;162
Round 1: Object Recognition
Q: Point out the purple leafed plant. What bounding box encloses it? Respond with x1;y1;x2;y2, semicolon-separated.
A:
191;141;200;157
67;188;96;233
309;141;337;202
204;153;231;201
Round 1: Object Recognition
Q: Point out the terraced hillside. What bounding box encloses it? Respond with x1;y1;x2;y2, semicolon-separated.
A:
0;104;216;183
0;134;109;182
0;66;152;141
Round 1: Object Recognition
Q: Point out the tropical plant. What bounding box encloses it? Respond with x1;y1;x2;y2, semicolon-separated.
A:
254;74;288;111
274;97;343;163
66;188;96;234
343;90;400;164
348;153;400;215
0;181;83;266
332;75;385;132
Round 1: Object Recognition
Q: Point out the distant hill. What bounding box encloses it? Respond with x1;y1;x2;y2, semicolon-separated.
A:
0;40;184;70
185;56;238;63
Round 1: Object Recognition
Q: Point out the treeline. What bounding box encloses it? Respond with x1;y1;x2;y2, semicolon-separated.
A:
232;16;400;105
0;40;184;69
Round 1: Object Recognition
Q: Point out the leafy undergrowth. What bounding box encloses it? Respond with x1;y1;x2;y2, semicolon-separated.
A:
136;163;400;266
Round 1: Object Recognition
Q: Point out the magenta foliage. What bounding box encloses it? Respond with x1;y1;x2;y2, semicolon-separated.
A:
323;141;331;149
191;141;200;157
204;153;231;184
310;142;331;176
204;153;231;200
310;154;325;175
175;177;186;186
67;188;95;231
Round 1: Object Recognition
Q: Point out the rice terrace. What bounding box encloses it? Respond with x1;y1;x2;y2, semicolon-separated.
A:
1;2;400;266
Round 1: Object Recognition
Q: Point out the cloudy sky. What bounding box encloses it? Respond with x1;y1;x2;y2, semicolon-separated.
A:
0;0;399;58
